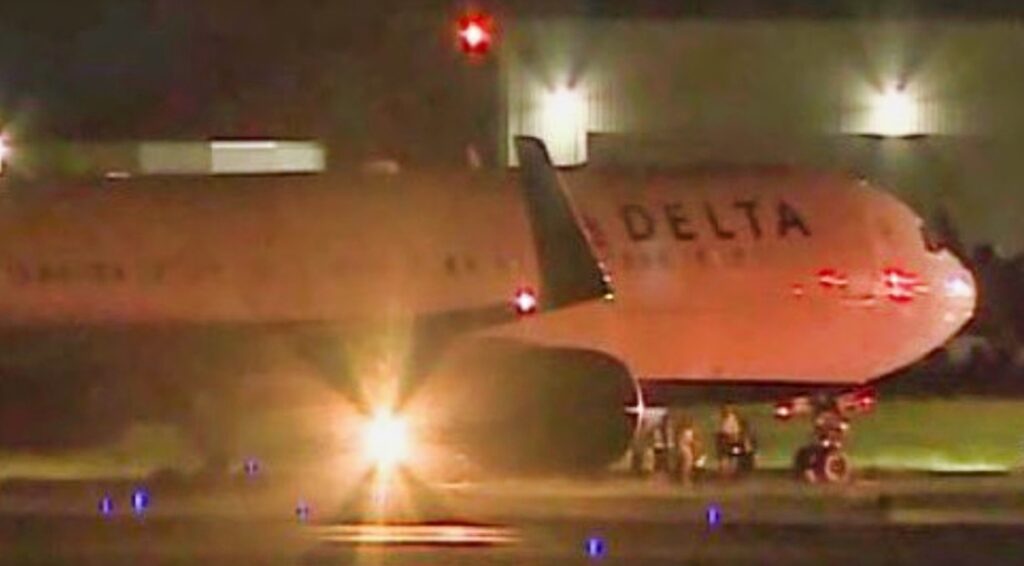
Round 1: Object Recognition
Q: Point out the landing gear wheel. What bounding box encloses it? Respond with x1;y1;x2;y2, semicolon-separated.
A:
818;449;850;483
794;444;851;483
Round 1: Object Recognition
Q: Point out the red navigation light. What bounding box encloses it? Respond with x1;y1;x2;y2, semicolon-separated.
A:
457;14;493;55
838;387;878;415
513;287;538;316
855;389;878;412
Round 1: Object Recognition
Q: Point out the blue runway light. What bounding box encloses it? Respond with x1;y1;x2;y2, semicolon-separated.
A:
131;488;150;515
585;536;606;559
98;496;114;516
706;504;722;528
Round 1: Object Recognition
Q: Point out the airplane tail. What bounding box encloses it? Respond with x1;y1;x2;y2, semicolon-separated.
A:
514;136;612;309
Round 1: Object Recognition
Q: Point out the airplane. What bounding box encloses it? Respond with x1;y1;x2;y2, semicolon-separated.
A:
0;138;975;480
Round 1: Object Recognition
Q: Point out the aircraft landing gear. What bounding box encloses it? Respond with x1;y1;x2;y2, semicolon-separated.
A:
778;388;874;484
793;439;850;484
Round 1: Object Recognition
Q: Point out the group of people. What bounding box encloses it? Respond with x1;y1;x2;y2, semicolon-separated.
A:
630;404;756;484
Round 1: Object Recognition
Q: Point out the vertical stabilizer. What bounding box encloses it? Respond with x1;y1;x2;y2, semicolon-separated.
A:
514;136;612;309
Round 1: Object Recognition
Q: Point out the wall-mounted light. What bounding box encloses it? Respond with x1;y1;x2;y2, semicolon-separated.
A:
544;87;583;123
863;85;924;139
508;76;592;167
537;85;588;166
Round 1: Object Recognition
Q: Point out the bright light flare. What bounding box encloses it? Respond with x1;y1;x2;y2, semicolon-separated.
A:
838;387;878;414
513;287;539;315
0;136;9;175
458;14;493;55
362;411;410;469
317;523;520;546
869;87;922;138
529;84;589;166
545;87;584;123
462;23;487;48
774;402;794;420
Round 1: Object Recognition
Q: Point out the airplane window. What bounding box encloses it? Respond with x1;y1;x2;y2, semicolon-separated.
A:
6;262;30;285
111;265;126;282
621;252;633;271
636;252;652;270
656;250;671;269
146;264;167;284
444;255;458;275
90;263;112;283
36;265;56;283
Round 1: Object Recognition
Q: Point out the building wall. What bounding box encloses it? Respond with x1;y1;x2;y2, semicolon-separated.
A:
502;19;1024;253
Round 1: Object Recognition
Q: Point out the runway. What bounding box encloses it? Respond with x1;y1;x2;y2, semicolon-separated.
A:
4;472;1024;564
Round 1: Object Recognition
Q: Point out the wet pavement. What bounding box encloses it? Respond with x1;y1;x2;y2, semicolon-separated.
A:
4;472;1024;564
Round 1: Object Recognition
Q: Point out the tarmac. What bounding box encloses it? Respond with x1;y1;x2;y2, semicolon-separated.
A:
4;469;1024;564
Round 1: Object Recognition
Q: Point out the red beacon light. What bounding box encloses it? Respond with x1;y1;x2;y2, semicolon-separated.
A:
837;387;878;415
855;390;878;413
457;14;494;55
513;287;539;316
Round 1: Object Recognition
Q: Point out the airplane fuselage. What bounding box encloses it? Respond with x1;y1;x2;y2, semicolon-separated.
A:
0;167;974;387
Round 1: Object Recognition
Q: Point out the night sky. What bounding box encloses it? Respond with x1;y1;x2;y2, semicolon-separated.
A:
0;1;386;140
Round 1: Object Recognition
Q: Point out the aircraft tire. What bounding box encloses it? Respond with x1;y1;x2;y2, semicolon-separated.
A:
817;449;851;483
